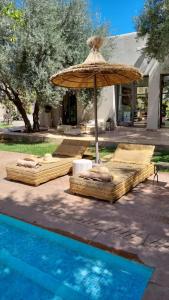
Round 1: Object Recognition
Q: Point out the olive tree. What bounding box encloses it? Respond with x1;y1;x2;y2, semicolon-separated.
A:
0;0;32;131
136;0;169;61
0;0;108;131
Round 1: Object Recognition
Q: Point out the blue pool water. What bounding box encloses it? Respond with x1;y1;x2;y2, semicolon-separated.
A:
0;214;153;300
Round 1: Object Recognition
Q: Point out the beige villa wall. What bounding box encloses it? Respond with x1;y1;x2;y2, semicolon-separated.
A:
76;87;117;125
97;86;116;124
147;61;160;130
40;106;62;128
77;89;117;125
51;106;62;127
39;33;169;130
76;100;94;124
39;85;116;128
39;111;52;128
39;100;93;128
147;61;169;130
0;104;5;122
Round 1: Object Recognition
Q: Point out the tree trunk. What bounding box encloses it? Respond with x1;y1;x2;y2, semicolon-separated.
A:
33;100;40;132
2;85;33;133
13;97;33;133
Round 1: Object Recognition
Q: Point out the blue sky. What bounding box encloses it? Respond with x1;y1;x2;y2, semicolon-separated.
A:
90;0;145;35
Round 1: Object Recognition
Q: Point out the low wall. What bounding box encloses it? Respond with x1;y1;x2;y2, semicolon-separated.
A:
1;132;169;152
0;132;62;144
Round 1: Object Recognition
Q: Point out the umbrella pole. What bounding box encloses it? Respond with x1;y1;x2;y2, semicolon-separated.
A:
94;74;99;164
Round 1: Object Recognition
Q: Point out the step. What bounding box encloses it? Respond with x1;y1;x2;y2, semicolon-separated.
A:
0;249;81;299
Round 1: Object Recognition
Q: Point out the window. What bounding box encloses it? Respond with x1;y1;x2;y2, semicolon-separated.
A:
116;76;148;127
117;84;133;125
135;77;148;127
160;75;169;128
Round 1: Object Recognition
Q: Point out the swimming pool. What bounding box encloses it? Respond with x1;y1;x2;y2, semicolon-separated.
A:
0;214;153;300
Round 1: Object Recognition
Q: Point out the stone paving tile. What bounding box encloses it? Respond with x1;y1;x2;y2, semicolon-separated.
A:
93;230;147;250
138;248;169;269
151;268;169;289
143;283;169;300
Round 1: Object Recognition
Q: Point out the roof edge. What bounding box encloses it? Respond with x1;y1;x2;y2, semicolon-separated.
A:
109;32;137;39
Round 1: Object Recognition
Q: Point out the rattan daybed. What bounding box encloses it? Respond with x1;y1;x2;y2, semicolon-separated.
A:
70;143;155;203
6;139;89;186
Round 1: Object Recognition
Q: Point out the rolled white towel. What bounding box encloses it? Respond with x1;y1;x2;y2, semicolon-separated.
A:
43;153;53;161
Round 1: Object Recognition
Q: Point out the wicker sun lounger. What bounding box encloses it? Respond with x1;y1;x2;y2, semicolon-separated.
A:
70;143;155;203
6;139;89;186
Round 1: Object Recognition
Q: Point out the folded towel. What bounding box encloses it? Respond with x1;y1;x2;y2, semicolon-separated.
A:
17;159;40;168
23;155;40;163
80;170;112;182
90;166;110;174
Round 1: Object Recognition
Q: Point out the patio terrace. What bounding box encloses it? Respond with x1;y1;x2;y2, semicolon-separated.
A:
0;151;169;299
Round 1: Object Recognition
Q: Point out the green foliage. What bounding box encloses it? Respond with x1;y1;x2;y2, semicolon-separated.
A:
0;123;11;128
88;145;116;158
1;141;169;166
0;0;109;128
0;0;26;97
15;0;108;108
1;2;22;20
1;97;14;123
60;0;92;67
0;141;58;156
136;0;169;61
0;141;115;158
152;150;169;162
58;0;109;106
0;1;23;43
11;0;65;107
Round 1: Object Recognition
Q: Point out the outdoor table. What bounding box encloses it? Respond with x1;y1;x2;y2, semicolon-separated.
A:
153;162;169;183
73;159;92;176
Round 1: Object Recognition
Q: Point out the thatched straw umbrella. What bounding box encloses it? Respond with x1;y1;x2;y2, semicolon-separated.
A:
50;36;142;163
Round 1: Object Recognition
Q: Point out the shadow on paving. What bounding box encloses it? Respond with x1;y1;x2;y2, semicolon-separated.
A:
0;177;169;256
0;176;169;299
